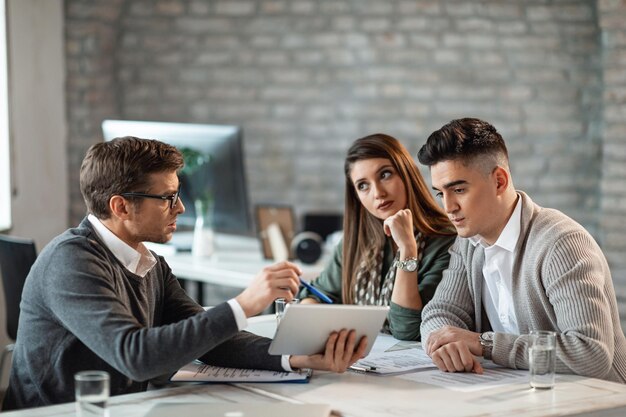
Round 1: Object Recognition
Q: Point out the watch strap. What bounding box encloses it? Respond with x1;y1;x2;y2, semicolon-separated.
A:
482;344;493;360
480;332;494;360
393;256;418;271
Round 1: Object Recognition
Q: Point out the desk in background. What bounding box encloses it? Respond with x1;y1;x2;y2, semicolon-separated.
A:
148;232;326;305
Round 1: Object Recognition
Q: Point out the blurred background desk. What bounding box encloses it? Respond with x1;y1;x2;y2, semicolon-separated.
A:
148;233;327;305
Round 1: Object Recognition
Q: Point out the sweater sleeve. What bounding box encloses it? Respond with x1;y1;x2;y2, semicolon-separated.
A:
492;231;617;379
158;255;283;371
388;234;456;341
45;238;279;382
420;237;478;346
297;240;344;304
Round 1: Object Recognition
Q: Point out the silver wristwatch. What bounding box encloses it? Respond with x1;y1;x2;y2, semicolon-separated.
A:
479;331;494;360
393;257;418;272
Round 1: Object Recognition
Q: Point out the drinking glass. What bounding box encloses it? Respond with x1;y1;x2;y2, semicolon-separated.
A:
529;330;556;389
75;370;110;417
275;298;300;326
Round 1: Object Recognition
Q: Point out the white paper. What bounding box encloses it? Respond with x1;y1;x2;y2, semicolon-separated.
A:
171;362;311;383
352;345;435;375
398;363;528;392
367;333;402;355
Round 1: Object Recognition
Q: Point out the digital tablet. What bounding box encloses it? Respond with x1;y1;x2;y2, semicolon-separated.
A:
268;304;389;356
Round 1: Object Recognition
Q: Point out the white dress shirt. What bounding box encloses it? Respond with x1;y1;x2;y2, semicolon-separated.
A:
88;214;157;277
469;197;522;334
87;215;292;370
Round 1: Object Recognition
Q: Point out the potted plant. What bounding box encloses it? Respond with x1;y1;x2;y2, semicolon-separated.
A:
180;147;214;257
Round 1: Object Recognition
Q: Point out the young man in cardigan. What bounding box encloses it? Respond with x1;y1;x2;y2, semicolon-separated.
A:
418;118;626;383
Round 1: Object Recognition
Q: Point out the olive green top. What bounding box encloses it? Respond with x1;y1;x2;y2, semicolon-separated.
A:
298;234;456;341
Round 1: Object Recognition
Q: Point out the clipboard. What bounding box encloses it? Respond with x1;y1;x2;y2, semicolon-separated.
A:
171;361;311;384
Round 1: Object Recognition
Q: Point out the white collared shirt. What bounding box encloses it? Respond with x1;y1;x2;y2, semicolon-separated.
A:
469;196;522;334
87;215;292;370
88;214;157;277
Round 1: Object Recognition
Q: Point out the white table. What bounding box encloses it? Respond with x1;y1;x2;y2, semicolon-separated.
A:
242;316;626;417
6;316;626;417
149;233;326;304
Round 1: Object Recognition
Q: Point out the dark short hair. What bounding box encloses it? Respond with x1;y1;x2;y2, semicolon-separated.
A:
417;118;509;170
80;136;184;219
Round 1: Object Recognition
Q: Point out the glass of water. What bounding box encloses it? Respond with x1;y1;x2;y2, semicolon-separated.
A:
275;297;299;326
75;370;110;417
529;330;556;389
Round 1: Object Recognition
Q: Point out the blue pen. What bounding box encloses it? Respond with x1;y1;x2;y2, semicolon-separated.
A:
299;278;334;304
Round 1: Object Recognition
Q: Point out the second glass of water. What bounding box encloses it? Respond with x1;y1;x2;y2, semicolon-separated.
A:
75;370;110;417
275;297;299;326
529;330;556;389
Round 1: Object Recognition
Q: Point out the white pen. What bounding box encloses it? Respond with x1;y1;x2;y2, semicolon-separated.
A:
348;364;377;373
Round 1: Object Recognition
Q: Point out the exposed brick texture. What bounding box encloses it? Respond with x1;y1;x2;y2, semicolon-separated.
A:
598;0;626;325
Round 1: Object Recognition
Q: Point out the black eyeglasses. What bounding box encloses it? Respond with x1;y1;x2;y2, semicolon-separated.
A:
120;186;181;210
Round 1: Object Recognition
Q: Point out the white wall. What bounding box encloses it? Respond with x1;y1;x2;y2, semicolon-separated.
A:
0;0;66;390
7;0;67;246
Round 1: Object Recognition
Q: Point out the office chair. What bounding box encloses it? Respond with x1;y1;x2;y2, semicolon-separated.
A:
0;235;37;380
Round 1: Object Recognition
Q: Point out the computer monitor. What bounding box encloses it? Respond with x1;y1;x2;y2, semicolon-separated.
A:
102;119;252;236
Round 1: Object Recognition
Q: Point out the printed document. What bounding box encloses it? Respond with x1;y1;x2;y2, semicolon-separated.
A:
352;347;435;375
350;334;436;375
171;361;311;383
398;363;528;392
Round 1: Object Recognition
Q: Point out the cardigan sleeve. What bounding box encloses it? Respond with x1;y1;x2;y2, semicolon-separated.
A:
420;237;479;346
492;231;618;379
388;234;456;341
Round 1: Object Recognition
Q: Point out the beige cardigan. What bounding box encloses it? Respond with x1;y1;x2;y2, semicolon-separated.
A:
421;192;626;383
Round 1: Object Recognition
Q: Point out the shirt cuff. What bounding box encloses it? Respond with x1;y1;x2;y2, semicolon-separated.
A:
281;355;293;371
227;299;248;331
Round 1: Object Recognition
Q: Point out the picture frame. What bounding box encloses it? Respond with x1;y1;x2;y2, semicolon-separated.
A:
254;204;296;260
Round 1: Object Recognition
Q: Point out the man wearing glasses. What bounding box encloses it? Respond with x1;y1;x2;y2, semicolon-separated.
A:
4;136;367;410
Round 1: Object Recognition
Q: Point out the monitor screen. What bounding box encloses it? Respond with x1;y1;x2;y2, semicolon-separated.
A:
102;119;252;236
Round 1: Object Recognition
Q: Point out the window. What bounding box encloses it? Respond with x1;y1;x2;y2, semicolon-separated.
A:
0;0;10;231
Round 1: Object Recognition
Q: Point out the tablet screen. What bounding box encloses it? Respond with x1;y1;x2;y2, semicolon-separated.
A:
268;304;389;356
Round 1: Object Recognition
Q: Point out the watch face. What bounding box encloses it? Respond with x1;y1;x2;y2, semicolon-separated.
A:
406;259;418;272
481;332;494;342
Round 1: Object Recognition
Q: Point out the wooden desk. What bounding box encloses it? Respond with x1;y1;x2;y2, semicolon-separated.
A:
5;316;626;417
149;233;326;304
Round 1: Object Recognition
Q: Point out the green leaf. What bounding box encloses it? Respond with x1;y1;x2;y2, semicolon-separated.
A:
180;147;211;176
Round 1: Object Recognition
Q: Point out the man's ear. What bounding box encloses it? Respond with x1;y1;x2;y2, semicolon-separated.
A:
109;195;133;220
493;166;510;195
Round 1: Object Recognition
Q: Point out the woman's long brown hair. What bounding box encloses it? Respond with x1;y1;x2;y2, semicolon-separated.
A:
341;133;454;304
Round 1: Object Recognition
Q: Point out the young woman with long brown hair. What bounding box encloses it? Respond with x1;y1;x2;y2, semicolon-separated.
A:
299;133;456;341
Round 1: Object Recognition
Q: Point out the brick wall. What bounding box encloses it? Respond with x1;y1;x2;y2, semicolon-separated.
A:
65;0;626;324
65;0;124;220
66;0;603;230
598;0;626;322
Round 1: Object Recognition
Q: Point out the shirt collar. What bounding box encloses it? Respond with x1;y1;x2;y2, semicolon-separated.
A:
469;195;522;253
87;214;156;277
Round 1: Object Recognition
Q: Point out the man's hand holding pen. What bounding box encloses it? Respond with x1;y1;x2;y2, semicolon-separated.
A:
235;261;301;317
236;261;366;373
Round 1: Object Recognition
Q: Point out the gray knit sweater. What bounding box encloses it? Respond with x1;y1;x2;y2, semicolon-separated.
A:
4;218;282;410
421;192;626;383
